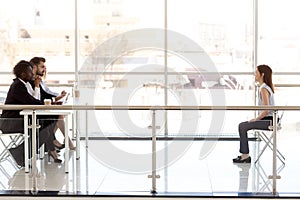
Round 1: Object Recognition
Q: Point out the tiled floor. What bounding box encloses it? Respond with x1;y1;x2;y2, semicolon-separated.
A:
0;129;300;198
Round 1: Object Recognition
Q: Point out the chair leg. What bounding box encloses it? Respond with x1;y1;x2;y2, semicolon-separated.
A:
261;133;285;164
0;134;24;169
255;131;285;165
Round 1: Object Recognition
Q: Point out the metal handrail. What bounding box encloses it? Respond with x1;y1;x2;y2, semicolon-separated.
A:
2;83;300;88
0;105;299;110
1;71;300;75
0;83;74;87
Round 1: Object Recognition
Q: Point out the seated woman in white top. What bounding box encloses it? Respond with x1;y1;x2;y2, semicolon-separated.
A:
42;66;76;150
233;64;275;163
30;57;75;150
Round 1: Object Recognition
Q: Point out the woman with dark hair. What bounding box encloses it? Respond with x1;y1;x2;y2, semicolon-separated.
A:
30;57;75;150
233;64;275;163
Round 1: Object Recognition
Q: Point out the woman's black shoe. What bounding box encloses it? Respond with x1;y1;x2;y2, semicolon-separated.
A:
233;156;251;163
48;151;62;163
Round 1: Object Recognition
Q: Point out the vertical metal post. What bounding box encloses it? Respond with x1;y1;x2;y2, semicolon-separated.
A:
76;152;81;191
85;148;89;193
65;114;69;173
25;174;30;193
66;173;69;192
32;111;37;193
272;110;278;195
76;111;80;159
74;0;79;84
85;103;88;147
73;82;80;159
151;110;157;193
164;0;168;137
253;0;258;68
24;114;29;173
253;0;259;114
164;0;169;192
74;0;80;158
72;111;75;140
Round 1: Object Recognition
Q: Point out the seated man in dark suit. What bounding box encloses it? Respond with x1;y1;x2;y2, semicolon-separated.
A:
0;60;61;167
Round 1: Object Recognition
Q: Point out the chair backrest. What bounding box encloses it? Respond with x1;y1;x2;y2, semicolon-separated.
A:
277;111;284;130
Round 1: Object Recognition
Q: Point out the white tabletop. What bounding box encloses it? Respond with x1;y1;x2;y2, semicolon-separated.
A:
35;110;72;115
20;109;33;115
20;109;72;116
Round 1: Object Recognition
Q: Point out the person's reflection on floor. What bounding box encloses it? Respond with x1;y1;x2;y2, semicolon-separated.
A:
235;163;251;193
8;155;72;192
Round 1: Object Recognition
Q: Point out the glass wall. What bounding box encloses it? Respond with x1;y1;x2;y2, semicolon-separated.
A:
0;0;298;137
258;0;300;131
75;0;255;137
258;0;300;73
0;0;75;84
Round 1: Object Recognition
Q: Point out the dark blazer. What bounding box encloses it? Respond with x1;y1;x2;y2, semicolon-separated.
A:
2;78;42;118
0;79;57;159
0;78;43;133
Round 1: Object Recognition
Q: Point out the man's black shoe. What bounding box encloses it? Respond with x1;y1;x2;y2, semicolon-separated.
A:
8;148;25;167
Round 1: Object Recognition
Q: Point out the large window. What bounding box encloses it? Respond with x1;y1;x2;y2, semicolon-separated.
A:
0;0;298;137
258;0;300;73
0;0;75;84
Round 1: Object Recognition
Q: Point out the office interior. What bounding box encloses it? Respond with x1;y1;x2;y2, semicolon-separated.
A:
0;0;300;199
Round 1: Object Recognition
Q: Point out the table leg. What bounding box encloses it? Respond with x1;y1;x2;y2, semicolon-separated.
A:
32;111;37;192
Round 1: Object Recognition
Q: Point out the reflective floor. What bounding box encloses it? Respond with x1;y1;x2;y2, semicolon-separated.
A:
0;129;300;198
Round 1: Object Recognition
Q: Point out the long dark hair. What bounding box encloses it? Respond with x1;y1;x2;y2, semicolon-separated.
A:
257;64;274;93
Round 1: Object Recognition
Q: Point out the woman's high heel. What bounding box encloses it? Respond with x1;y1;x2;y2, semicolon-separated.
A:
54;143;65;150
48;151;62;163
